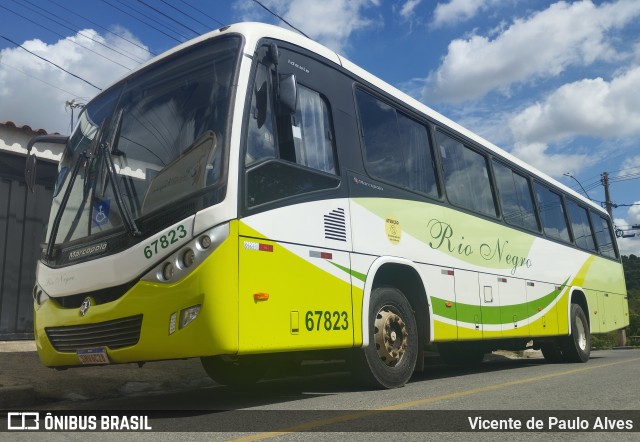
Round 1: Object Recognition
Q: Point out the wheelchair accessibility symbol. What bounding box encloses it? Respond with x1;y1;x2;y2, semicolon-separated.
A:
92;199;110;227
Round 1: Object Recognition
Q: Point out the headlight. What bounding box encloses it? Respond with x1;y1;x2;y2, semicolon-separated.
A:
182;249;195;268
142;223;229;284
161;262;174;281
199;235;211;249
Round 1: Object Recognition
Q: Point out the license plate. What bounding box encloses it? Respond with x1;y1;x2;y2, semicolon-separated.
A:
77;348;110;365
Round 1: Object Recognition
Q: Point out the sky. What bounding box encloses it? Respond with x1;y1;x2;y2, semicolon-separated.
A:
0;0;638;254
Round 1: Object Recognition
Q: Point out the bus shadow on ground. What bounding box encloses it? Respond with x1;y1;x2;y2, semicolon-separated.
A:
41;352;589;413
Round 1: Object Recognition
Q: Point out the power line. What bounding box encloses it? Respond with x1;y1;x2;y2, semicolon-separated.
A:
581;171;640;192
48;0;157;56
0;3;134;70
158;0;211;33
612;173;640;183
115;0;191;40
0;60;86;97
134;0;199;36
15;0;147;65
176;0;225;27
609;164;640;175
612;202;640;207
111;0;191;40
0;34;102;90
101;0;185;43
252;0;310;38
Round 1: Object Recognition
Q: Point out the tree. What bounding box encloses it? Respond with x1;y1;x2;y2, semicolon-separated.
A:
622;255;640;341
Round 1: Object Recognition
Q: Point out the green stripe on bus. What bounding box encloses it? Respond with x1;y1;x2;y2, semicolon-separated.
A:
431;279;567;325
329;262;367;283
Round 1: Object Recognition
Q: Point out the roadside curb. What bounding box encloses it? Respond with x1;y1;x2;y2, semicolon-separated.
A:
0;385;39;409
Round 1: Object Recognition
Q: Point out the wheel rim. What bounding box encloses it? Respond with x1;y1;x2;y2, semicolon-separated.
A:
575;314;587;351
373;305;408;367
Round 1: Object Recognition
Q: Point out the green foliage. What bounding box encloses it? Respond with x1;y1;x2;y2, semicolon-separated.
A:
628;310;640;338
622;255;640;291
622;255;640;346
591;332;618;350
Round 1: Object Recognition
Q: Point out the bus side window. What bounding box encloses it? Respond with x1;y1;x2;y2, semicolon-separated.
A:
245;65;340;207
492;160;539;231
436;131;497;217
566;200;597;252
355;89;438;197
289;85;337;174
592;212;618;258
534;183;571;243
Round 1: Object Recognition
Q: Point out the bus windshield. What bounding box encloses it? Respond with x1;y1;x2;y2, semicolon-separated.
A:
46;36;241;248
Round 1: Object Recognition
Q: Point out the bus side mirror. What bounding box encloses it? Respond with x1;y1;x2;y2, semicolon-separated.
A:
278;73;297;115
25;134;69;192
25;154;37;193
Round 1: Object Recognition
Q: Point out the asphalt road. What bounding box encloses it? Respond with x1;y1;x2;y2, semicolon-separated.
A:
3;349;640;441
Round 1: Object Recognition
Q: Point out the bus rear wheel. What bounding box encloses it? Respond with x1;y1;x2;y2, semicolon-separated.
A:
200;355;266;386
352;287;418;389
561;303;590;363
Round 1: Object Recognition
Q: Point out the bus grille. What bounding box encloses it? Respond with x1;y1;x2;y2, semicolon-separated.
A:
45;315;143;353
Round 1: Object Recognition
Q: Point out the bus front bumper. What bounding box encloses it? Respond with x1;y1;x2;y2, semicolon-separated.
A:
33;225;239;368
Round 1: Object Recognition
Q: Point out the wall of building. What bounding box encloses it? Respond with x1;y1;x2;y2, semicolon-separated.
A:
0;123;62;339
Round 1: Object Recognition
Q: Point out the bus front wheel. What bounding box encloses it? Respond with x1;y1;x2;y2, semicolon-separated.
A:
353;286;418;389
562;303;590;363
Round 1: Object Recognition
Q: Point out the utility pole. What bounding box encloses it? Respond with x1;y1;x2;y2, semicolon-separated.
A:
602;171;627;347
600;172;613;217
65;99;85;132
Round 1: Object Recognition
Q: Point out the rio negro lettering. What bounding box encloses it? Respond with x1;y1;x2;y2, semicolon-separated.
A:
427;218;532;275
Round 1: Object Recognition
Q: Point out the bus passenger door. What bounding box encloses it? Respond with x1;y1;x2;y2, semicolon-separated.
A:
239;42;354;354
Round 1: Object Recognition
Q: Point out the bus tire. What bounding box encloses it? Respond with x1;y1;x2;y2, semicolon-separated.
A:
200;355;266;386
354;286;418;389
561;304;590;363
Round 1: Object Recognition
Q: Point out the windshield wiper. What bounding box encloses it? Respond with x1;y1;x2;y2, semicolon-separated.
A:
101;108;141;237
45;120;107;259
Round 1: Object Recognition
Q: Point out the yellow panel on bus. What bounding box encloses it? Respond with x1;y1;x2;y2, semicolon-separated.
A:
238;224;353;353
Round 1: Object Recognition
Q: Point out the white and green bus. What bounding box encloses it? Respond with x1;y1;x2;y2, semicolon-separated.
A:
28;22;628;389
